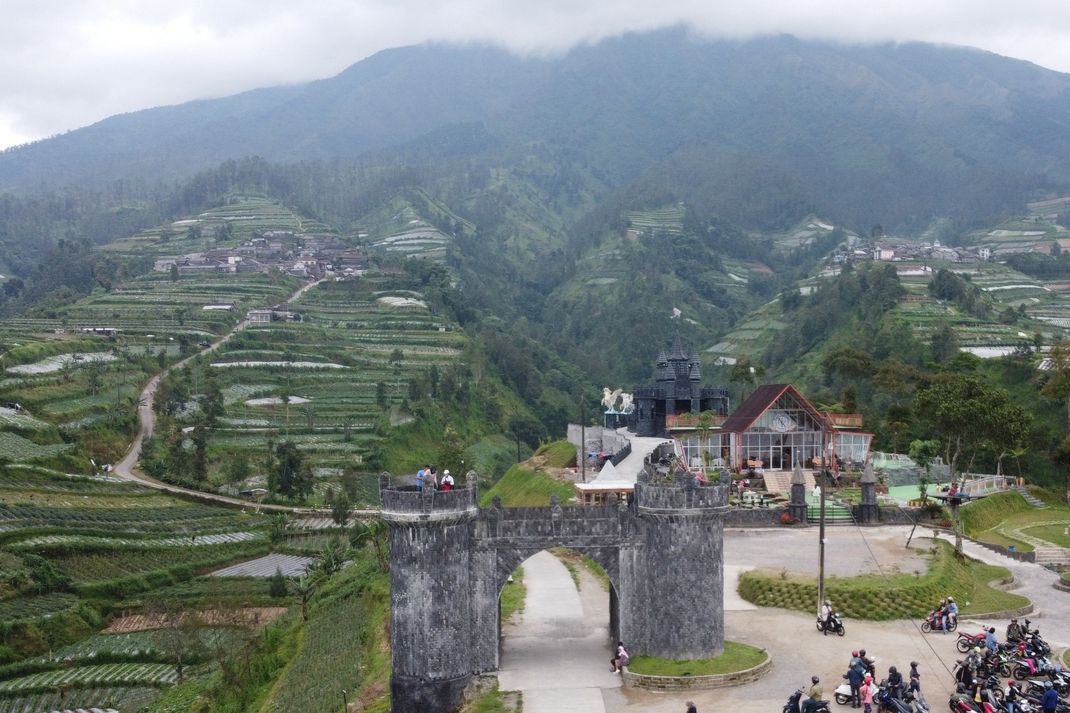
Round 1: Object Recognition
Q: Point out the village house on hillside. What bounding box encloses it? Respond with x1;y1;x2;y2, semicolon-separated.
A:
153;232;368;279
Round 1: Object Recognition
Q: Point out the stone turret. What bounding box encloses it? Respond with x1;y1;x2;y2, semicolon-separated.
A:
380;477;478;713
858;461;879;524
789;460;808;523
626;457;729;658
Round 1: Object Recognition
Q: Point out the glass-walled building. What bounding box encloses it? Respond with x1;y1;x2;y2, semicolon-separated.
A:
714;384;871;471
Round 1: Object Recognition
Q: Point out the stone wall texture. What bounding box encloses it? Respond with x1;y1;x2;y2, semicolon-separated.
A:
380;475;729;713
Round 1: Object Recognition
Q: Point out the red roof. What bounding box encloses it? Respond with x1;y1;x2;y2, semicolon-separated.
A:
720;383;830;434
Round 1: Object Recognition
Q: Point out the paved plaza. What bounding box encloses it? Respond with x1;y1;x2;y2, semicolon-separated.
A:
498;526;1070;713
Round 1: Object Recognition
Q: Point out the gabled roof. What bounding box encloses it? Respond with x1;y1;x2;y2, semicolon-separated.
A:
721;383;830;434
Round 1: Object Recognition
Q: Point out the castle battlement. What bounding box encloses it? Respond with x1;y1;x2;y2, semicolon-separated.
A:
380;477;477;523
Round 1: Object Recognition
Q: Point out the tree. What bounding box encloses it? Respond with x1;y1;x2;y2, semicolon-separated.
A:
191;425;208;483
169;263;179;282
312;538;348;578
389;348;404;393
268;514;288;544
913;373;998;479
730;357;765;400
437;425;466;477
331;489;351;526
930;323;959;363
150;605;206;682
269;566;288;598
376;381;388;409
288;573;318;622
908;439;940;501
273;441;312;497
225;456;251;488
1041;341;1070;503
350;519;388;572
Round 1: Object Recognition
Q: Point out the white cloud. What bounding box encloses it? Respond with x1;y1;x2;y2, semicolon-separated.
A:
2;0;1070;150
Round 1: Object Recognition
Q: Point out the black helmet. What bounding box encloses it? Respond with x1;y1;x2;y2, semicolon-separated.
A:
910;661;918;668
812;675;820;684
860;649;867;656
890;666;898;674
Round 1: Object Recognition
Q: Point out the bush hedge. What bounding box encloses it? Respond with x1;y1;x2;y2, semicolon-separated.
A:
738;540;1027;620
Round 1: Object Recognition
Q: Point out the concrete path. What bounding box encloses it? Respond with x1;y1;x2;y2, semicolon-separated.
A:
506;525;1070;713
498;551;620;713
931;530;1070;649
612;432;672;483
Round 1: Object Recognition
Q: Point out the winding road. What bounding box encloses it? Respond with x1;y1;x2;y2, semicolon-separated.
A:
111;278;376;516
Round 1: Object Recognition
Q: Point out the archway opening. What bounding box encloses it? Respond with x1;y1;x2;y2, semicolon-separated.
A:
495;549;622;703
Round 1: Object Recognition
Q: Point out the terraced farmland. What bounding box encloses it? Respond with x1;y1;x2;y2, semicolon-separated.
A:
202;274;465;498
0;463;281;711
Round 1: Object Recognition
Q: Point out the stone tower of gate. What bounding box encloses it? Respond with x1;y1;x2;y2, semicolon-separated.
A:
380;451;728;713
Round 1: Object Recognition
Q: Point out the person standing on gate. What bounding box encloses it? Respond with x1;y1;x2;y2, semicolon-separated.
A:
415;464;428;491
440;470;455;492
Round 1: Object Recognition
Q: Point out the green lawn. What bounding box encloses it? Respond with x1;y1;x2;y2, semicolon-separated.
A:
628;641;767;676
1022;524;1070;548
958;489;1070;551
499;566;526;624
738;540;1028;619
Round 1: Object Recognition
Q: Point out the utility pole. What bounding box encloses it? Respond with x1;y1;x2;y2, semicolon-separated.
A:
580;399;586;483
817;434;830;619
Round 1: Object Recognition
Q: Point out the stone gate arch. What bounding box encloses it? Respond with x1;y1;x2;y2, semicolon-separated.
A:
380;466;729;713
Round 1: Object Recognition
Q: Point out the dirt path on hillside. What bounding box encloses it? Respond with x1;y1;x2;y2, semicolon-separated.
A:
111;279;375;515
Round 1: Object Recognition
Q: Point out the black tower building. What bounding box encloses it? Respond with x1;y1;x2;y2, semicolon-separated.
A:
632;336;729;437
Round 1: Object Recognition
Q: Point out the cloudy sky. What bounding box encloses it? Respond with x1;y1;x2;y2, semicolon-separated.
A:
3;0;1070;151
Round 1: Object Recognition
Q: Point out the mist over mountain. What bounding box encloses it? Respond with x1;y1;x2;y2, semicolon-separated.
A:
4;28;1070;230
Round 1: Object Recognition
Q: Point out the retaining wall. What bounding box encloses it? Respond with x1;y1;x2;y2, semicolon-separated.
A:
622;654;772;691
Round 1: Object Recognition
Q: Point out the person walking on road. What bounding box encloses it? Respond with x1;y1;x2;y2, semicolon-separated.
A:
685;702;697;713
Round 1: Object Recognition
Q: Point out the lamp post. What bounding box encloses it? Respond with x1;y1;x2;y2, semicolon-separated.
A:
342;688;348;712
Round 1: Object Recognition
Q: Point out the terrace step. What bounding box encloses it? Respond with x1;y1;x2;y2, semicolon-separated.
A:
1011;485;1048;509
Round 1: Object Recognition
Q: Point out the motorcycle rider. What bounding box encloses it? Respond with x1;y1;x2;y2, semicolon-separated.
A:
1005;680;1022;713
1007;618;1024;642
887;666;904;699
820;599;834;635
805;675;824;713
964;646;983;676
859;649;876;675
944;596;958;632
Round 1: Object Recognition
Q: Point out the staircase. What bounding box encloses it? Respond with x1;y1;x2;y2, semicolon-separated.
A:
807;500;855;524
1033;547;1070;567
1011;485;1048;509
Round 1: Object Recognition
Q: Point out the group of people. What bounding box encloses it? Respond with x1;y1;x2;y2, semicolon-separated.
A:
414;464;455;491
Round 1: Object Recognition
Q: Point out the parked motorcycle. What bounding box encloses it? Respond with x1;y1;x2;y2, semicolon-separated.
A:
817;612;846;637
958;631;987;654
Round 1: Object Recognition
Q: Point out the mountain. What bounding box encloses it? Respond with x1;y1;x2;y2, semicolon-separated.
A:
4;29;1070;229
